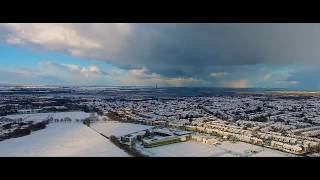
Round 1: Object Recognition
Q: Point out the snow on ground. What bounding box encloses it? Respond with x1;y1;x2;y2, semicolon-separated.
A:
0;123;130;157
145;141;223;157
142;140;294;157
251;150;293;157
0;116;295;157
4;111;91;122
217;141;264;156
217;141;294;157
91;121;152;137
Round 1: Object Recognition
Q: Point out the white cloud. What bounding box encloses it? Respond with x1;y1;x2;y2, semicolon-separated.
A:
0;23;135;62
120;68;205;87
3;24;101;50
288;81;299;85
262;73;272;81
63;64;102;77
275;80;300;86
39;61;108;78
259;69;302;88
209;72;229;77
6;37;24;45
128;68;160;79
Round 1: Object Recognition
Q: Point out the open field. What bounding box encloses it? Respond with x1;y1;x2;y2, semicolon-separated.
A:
91;121;152;137
143;140;293;157
0;123;130;157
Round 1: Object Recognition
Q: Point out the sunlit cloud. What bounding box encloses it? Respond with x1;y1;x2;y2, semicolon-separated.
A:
225;79;250;88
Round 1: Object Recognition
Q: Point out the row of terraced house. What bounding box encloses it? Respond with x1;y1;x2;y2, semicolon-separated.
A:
174;119;320;155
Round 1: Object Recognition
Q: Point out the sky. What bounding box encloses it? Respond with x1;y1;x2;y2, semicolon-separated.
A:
0;23;320;89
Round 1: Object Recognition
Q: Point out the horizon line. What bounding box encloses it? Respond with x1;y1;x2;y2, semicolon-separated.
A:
0;83;304;90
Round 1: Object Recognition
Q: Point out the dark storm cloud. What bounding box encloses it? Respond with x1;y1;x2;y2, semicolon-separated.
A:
105;23;320;79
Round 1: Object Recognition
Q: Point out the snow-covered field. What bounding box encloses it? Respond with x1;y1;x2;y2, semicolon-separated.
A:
0;116;295;157
143;141;293;157
4;111;91;122
250;150;290;157
91;121;152;137
144;141;223;157
0;123;130;157
217;141;265;156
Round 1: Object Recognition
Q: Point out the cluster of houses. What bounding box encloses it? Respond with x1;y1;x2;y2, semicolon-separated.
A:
107;106;320;155
289;126;320;137
190;135;219;145
85;94;320;134
171;118;320;155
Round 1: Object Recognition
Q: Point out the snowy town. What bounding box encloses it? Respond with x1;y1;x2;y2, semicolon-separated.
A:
1;86;320;156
